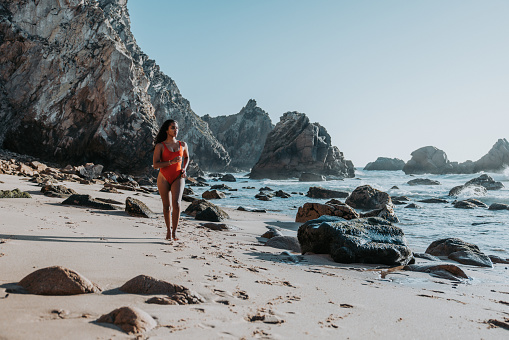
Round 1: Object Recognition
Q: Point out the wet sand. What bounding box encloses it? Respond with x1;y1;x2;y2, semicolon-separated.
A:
1;173;508;339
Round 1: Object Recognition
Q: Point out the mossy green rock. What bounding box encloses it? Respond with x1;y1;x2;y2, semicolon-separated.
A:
0;188;31;198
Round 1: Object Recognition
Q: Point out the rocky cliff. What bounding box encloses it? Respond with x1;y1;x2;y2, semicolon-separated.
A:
250;112;354;179
202;99;273;170
403;139;509;175
98;0;230;171
0;0;229;173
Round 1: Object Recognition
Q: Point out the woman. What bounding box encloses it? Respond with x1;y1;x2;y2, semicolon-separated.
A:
153;119;189;241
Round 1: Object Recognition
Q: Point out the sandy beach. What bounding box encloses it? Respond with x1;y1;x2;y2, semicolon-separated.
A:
1;173;508;339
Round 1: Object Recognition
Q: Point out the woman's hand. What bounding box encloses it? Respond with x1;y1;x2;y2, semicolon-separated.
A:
180;169;187;178
170;156;182;165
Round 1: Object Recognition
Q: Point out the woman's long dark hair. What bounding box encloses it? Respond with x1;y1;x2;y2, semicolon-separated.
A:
153;119;177;149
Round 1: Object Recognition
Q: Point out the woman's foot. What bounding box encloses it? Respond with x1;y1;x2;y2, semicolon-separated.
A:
172;230;179;241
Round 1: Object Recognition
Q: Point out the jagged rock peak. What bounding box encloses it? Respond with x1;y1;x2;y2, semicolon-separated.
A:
202;99;273;170
250;111;354;179
474;138;509;173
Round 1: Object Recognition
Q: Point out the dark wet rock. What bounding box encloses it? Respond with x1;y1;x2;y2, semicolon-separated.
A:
464;198;488;208
202;99;274;170
125;197;156;218
392;200;407;205
0;188;31;198
448;184;487;197
77;163;103;180
425;238;493;267
184;199;229;219
488;255;509;264
259;186;273;191
360;205;399;223
488;203;509;211
298;216;413;266
199;223;233;231
345;185;392;210
220;174;236;182
202;190;226;199
364;157;405;171
237;206;267;213
295;202;359;223
195;206;228;222
404;203;420;209
306;186;349;199
255;193;272;201
413;252;440;261
407;178;441;186
275;190;291;198
97;306;157;334
453;200;478;209
299;172;325;182
183;187;194;195
404;264;469;281
100;186;121;194
418;198;448;204
250;111;354;179
120;275;185;295
391;186;399;190
210;184;232;190
41;185;77;198
465;174;504;191
19;266;101;295
265;236;301;253
182;195;198;203
62;194;117;210
96;197;122;205
146;290;204;305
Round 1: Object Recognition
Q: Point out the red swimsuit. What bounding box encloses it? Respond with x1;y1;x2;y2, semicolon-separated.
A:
160;141;183;185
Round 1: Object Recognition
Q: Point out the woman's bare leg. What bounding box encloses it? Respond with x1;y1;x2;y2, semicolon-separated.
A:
157;173;172;240
170;177;185;240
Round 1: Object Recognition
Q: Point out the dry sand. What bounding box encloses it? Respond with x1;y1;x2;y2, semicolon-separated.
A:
1;173;508;339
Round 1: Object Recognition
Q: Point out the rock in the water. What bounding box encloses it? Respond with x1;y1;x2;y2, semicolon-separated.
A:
413;252;440;261
299;173;326;182
202;100;274;170
345;185;392;210
404;264;469;281
453;200;478;209
418;198;448;204
298;217;413;265
19;266;101;295
464;174;504;191
265;236;301;253
306;186;349;199
402;146;458;175
404;203;420;209
250;112;354;179
295;202;359;223
97;306;157;334
463;198;488;208
196;207;227;222
221;174;236;182
210;184;232;190
407;178;441;186
448;184;487;197
488;203;509;211
364;157;405;171
425;238;493;267
0;188;31;198
120;275;185;295
62;194;117;210
184;199;229;219
237;206;267;213
488;255;509;264
202;190;226;199
473;138;509;173
274;190;291;198
125;197;156;218
360;205;399;223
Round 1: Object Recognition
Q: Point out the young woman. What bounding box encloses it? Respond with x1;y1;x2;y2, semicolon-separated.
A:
153;119;189;241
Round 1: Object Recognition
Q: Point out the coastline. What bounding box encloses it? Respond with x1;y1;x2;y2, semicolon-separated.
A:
1;173;508;339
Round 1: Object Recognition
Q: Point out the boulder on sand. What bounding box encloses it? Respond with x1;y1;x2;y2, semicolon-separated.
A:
19;266;101;295
425;238;493;267
125;197;156;218
97;306;157;334
295;202;359;223
298;216;414;266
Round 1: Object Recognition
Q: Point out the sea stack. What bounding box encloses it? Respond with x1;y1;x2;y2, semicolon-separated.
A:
250;112;354;179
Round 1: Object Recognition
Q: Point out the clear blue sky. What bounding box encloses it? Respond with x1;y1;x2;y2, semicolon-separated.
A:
127;0;509;167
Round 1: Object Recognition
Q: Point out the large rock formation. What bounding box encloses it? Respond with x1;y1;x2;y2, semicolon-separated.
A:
364;157;405;171
249;112;354;179
403;139;509;175
0;0;229;173
202;99;274;170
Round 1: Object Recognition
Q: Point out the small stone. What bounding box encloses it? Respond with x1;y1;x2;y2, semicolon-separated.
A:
97;306;156;334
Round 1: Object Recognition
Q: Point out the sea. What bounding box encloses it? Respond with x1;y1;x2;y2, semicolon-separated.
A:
190;168;509;258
